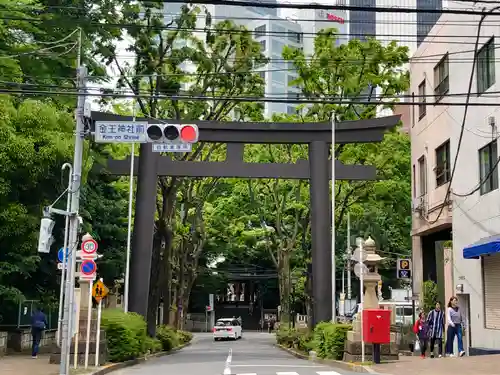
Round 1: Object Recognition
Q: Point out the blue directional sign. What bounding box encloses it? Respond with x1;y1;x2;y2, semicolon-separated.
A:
58;247;69;263
81;260;96;275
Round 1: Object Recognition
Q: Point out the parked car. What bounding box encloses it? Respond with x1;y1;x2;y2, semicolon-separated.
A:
213;318;242;341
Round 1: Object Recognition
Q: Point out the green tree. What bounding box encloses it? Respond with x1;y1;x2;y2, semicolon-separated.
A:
0;96;74;307
99;4;267;327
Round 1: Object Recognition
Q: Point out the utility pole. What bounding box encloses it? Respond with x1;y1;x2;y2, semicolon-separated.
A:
347;212;352;301
330;115;336;323
60;28;87;375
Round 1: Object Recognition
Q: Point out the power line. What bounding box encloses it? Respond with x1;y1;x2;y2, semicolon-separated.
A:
1;15;497;46
159;0;500;16
6;80;500;101
2;88;500;106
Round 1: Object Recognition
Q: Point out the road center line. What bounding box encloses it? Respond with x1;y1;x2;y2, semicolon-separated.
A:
223;348;232;375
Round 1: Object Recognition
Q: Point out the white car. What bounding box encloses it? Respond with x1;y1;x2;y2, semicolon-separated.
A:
213;318;242;340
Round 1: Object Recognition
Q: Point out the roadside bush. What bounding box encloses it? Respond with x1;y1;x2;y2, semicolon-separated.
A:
313;322;352;360
101;309;148;362
177;329;193;344
156;325;180;351
145;336;163;354
276;327;301;348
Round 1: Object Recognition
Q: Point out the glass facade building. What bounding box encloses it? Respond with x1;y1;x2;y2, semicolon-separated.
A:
417;0;442;46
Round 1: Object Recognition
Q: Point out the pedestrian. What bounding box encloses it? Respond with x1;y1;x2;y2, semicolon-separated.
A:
445;296;466;357
413;311;429;358
427;301;445;358
30;306;47;358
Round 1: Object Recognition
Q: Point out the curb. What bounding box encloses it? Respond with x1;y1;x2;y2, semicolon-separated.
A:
274;344;375;374
90;341;192;375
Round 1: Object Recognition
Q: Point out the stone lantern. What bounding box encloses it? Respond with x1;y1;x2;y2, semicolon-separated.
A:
361;236;385;310
343;236;399;362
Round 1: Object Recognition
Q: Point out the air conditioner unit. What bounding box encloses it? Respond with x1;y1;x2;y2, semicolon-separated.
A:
412;196;427;213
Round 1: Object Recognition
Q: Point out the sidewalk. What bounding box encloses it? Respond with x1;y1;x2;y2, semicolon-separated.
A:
372;354;500;375
0;355;58;375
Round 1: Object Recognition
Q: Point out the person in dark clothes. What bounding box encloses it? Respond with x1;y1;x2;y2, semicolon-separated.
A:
413;311;429;358
30;307;47;358
427;301;445;358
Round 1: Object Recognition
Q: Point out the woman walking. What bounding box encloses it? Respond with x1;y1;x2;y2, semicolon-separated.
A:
445;296;465;357
427;301;445;358
413;311;429;358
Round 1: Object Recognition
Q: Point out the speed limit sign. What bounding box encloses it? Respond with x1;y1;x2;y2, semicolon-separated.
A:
81;239;98;255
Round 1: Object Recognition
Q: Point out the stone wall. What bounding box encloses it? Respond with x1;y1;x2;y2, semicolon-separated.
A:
7;329;56;353
0;332;7;356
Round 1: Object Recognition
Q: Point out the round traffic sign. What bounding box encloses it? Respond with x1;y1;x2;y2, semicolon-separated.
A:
58;247;69;263
81;239;98;254
81;260;96;275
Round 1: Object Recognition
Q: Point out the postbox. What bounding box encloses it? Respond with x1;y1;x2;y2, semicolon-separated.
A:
362;309;391;344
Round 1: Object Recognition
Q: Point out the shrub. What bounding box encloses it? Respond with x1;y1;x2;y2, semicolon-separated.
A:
144;336;163;354
313;322;352;360
276;327;301;348
156;325;179;351
177;329;193;344
101;309;149;362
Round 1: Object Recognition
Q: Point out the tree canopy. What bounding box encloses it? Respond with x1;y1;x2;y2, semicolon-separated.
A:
0;3;411;327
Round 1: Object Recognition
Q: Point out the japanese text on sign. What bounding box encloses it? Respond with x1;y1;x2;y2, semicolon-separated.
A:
152;143;192;153
95;121;148;143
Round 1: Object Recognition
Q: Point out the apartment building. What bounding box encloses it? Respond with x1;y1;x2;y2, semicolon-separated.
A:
410;3;500;352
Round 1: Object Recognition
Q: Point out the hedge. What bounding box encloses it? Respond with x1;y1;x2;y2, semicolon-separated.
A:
101;309;192;363
276;322;352;361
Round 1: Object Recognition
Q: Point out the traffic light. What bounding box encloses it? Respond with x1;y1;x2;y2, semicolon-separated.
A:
146;124;199;143
38;217;55;253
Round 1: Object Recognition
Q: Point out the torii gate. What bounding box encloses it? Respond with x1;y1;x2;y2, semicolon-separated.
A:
91;111;400;329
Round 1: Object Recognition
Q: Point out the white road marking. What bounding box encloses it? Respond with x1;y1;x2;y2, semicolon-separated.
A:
223;348;232;375
231;365;324;368
317;372;343;375
276;372;300;375
236;373;257;375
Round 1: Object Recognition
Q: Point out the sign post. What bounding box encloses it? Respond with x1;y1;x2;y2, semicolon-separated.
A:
93;279;107;367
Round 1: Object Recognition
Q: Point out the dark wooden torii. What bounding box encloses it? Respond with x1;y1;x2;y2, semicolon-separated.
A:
91;111;400;331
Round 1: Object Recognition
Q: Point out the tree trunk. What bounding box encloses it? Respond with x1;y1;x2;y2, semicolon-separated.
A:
147;231;162;336
278;250;291;322
162;228;174;325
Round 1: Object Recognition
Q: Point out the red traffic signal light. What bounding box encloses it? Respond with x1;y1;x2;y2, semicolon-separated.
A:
146;124;198;143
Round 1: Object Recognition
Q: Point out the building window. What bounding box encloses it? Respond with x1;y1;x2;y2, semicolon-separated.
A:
477;37;495;94
418;80;426;120
435;141;450;187
254;25;266;38
413;164;416;197
259;40;266;51
479;140;498;195
434;54;449;101
418;156;427;196
287;106;297;115
287;31;302;44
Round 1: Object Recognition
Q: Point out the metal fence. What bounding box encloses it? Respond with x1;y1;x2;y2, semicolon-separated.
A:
0;300;57;330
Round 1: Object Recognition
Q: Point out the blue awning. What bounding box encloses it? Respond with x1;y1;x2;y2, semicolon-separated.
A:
463;234;500;259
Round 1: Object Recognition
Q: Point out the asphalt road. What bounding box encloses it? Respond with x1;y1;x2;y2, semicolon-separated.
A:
111;332;365;375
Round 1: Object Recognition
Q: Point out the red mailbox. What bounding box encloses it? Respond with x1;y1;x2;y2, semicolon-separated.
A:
362;309;391;344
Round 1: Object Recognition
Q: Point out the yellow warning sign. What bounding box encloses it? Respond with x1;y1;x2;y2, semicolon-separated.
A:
92;280;109;303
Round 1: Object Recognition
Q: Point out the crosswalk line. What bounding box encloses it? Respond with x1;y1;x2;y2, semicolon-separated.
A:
316;372;343;375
